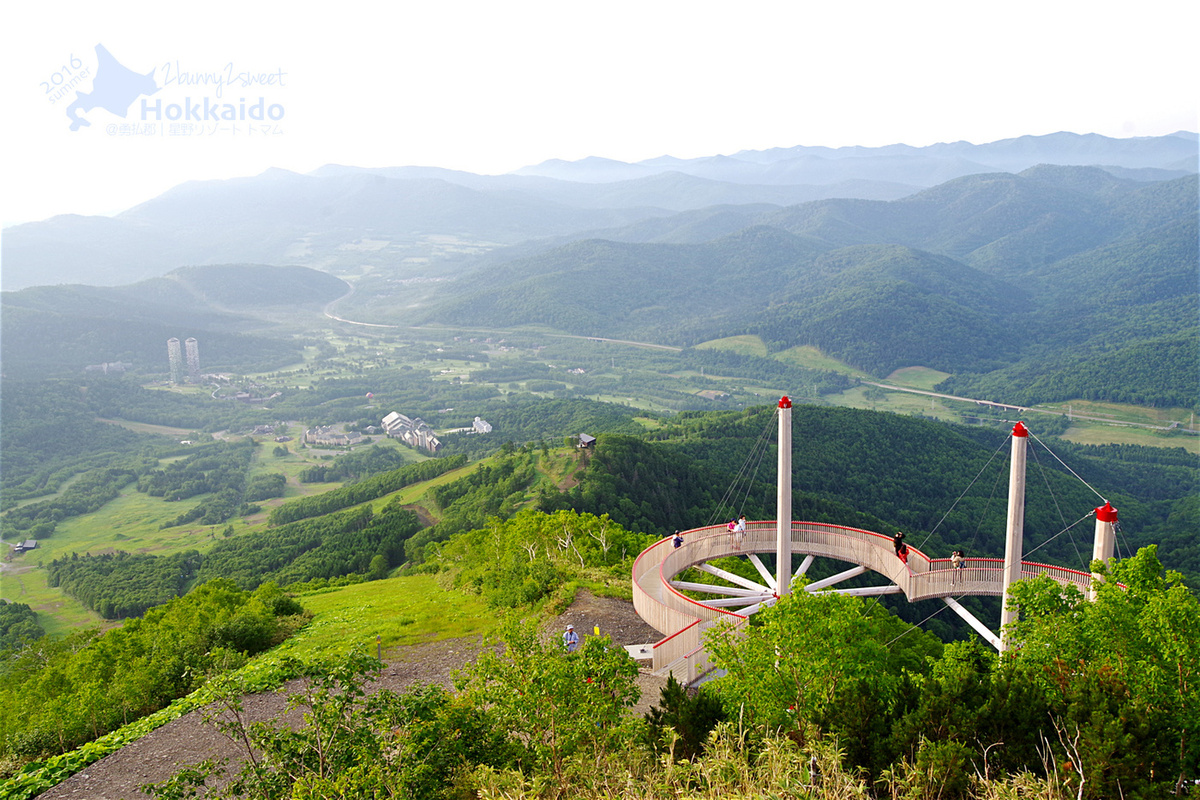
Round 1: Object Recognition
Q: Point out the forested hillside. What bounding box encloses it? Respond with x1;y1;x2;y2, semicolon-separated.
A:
546;407;1199;583
1;395;1196;798
408;168;1196;406
0;263;347;378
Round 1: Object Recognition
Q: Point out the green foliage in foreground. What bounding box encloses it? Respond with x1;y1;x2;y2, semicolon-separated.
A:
141;620;643;800
1004;547;1200;798
705;546;1200;799
18;530;1196;800
0;579;306;767
430;509;654;607
132;555;1200;800
0;654;310;800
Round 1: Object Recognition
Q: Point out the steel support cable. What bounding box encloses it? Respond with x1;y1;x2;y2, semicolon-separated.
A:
968;462;1007;555
737;418;773;516
734;407;777;518
916;435;1010;551
708;419;766;525
884;602;952;649
1021;512;1094;561
1113;520;1133;561
1028;441;1088;570
707;407;777;527
1027;430;1108;504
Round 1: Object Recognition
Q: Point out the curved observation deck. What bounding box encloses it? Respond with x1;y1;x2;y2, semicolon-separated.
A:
632;520;1093;680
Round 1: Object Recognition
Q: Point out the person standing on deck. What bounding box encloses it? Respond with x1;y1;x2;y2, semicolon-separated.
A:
950;549;964;585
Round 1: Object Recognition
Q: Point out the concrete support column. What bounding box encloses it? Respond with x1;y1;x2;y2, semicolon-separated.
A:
999;421;1028;653
1089;502;1118;600
776;397;793;596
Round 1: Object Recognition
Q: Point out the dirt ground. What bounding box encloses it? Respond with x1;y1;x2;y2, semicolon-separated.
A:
37;591;667;800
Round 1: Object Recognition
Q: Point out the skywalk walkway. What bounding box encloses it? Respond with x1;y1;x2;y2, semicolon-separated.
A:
632;520;1093;683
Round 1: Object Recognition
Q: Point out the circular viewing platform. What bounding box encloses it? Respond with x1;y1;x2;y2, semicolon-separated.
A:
632;520;1092;680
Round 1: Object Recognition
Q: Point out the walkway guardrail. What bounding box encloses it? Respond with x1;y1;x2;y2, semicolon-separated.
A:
633;520;1093;681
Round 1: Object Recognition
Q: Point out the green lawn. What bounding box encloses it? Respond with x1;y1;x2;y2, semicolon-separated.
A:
0;564;107;637
694;335;768;357
45;488;222;559
1060;424;1200;454
773;345;870;378
883;366;952;391
95;418;196;437
831;384;962;422
277;574;495;660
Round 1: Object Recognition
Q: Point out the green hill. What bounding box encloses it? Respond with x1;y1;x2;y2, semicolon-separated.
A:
409;167;1196;405
0;264;345;377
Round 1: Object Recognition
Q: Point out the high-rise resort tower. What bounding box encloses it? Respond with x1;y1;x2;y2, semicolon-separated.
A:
167;338;183;384
185;338;200;383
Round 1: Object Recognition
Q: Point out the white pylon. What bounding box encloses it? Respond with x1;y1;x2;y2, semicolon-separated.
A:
999;421;1028;652
1090;502;1118;600
776;396;793;596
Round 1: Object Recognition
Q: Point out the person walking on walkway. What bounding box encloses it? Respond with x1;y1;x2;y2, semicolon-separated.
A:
893;531;909;570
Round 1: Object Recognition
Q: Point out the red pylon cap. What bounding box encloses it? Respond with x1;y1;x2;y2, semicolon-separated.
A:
779;396;792;409
1095;502;1118;522
1012;421;1029;437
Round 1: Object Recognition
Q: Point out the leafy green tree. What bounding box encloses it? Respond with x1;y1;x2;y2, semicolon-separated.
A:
0;600;44;652
1006;545;1200;797
644;674;725;761
457;618;640;790
367;554;389;581
145;652;512;800
706;590;905;741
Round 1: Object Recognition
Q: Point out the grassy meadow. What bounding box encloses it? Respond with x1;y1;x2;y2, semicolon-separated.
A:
277;573;496;661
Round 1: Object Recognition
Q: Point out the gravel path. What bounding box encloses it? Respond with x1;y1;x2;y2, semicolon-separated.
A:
37;591;666;800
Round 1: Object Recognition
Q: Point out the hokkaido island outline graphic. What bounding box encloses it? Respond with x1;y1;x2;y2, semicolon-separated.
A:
67;44;157;131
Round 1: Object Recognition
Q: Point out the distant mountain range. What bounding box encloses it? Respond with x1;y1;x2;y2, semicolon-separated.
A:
0;265;347;377
392;166;1197;407
2;131;1194;290
2;132;1195;408
515;130;1198;183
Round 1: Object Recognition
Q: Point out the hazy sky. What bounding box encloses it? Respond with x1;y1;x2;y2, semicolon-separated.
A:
1;0;1196;229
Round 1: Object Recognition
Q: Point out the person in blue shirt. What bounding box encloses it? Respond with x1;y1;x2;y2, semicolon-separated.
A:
563;624;579;652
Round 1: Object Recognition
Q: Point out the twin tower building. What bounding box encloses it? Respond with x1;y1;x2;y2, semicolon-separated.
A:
167;337;200;384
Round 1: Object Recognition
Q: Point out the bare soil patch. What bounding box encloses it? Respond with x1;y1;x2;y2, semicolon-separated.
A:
37;591;665;800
